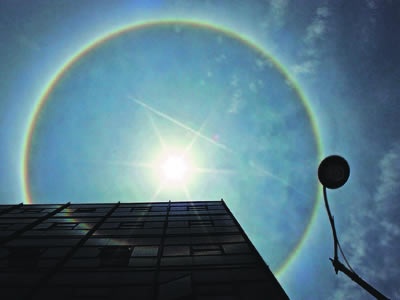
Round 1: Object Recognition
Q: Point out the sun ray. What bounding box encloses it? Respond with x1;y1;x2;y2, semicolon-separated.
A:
191;167;236;175
72;159;155;169
182;184;191;200
129;96;234;153
145;109;166;151
183;114;210;156
248;162;308;197
183;95;227;156
151;181;165;201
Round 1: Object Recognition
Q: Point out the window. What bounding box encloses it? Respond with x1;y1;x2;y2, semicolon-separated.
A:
120;222;144;229
207;205;225;210
222;243;251;254
192;245;222;256
132;246;159;257
164;236;190;245
99;247;132;267
214;220;235;226
132;207;150;212
217;235;245;243
170;206;186;211
161;256;192;267
76;208;96;213
52;223;77;230
211;215;231;220
24;208;43;213
168;221;188;228
144;222;164;228
163;246;190;256
99;223;120;229
33;223;53;230
129;257;157;267
190;220;213;227
188;206;207;211
151;206;168;211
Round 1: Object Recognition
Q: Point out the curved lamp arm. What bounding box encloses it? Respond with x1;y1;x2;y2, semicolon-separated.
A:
323;186;339;273
322;186;390;300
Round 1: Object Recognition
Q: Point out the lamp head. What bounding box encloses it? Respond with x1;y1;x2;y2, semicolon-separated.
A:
318;155;350;189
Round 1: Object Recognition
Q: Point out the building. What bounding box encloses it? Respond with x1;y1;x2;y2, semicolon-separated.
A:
0;200;289;300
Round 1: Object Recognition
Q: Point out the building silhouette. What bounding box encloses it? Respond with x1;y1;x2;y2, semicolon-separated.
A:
0;200;289;299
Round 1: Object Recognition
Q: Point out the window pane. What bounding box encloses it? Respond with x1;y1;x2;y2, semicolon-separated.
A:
192;250;222;256
192;245;220;250
190;220;213;227
222;243;251;254
132;246;159;257
129;258;157;266
53;223;77;230
163;246;190;256
144;222;164;228
214;220;235;226
33;223;53;230
77;208;97;213
192;245;222;256
120;222;144;229
187;206;207;210
167;221;188;228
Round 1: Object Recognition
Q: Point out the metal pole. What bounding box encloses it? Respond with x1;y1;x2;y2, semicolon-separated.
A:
322;187;390;300
330;259;390;300
323;186;339;273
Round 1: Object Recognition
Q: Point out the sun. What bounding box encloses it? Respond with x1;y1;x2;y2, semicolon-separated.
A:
161;155;188;181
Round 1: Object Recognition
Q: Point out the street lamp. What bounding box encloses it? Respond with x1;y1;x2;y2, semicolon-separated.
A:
318;155;390;300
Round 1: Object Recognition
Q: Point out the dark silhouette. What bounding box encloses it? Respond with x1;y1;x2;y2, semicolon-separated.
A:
0;200;289;299
319;155;390;300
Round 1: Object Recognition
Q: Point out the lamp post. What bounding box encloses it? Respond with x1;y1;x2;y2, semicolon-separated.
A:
318;155;390;300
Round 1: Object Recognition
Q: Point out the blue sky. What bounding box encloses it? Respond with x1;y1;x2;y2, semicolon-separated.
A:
0;1;399;299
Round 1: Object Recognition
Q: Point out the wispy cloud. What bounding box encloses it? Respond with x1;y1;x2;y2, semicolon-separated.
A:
292;6;330;75
330;143;400;300
366;0;378;9
227;89;245;114
260;0;290;30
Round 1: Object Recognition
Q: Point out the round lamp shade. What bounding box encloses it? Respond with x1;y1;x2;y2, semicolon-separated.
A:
318;155;350;189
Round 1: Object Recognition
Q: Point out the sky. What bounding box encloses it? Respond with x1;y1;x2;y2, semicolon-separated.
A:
0;0;399;299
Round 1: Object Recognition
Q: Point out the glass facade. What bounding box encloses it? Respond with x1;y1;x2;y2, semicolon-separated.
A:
0;200;289;300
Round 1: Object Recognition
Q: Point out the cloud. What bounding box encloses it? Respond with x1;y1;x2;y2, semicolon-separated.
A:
329;143;400;300
230;74;239;87
366;0;378;9
291;60;318;75
292;6;330;75
270;0;290;27
249;82;258;93
260;0;289;30
227;89;244;114
304;18;327;44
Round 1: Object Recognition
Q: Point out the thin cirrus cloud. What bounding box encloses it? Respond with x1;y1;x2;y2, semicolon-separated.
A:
292;6;330;76
330;142;400;300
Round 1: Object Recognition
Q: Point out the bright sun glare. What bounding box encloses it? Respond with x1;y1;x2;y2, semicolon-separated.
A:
161;155;188;181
